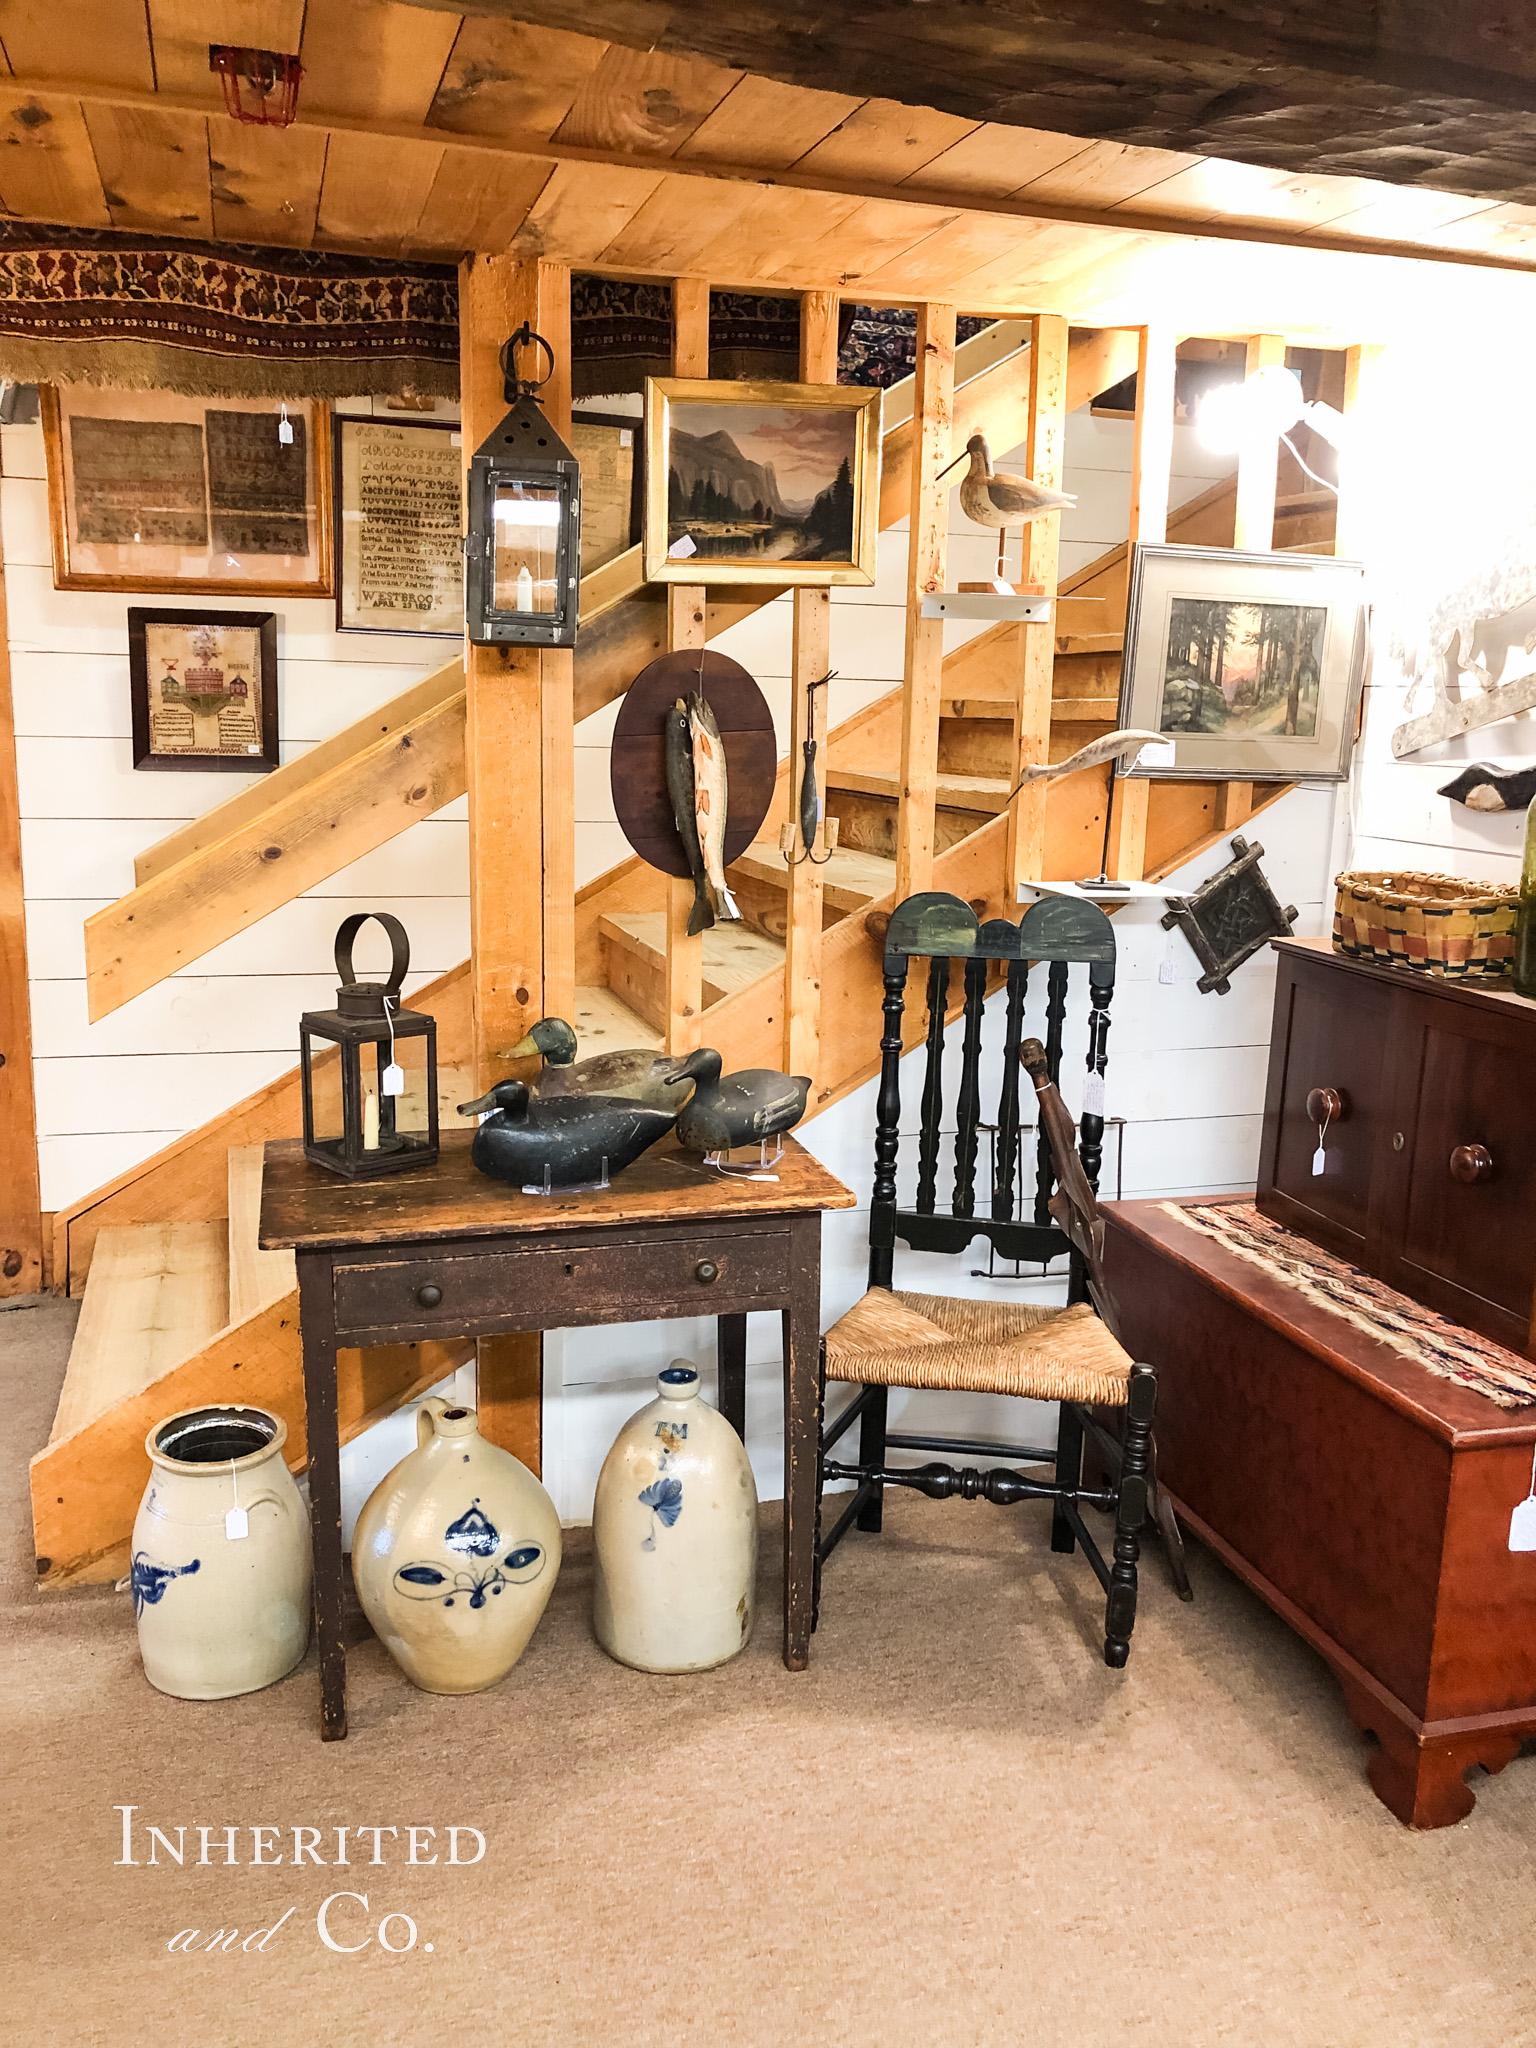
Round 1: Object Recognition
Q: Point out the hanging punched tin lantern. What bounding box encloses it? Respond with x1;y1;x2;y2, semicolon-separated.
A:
300;913;439;1179
465;323;582;649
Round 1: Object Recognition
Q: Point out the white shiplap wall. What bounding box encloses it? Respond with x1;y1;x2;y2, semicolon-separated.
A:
5;392;1272;1530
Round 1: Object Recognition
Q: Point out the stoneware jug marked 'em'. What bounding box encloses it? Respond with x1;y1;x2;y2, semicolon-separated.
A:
130;1405;312;1702
593;1362;758;1674
352;1396;562;1695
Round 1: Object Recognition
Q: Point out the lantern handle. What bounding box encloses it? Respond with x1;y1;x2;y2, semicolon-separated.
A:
334;912;410;995
501;322;555;404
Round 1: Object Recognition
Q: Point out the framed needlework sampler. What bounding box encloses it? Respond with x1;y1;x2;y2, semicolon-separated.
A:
128;607;279;773
334;414;463;637
41;387;332;597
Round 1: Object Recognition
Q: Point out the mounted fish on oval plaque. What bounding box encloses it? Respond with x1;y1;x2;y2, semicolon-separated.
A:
611;650;778;933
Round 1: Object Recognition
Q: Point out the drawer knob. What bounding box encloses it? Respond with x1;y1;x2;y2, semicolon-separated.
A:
694;1260;719;1284
415;1283;443;1308
1305;1086;1347;1124
1449;1143;1493;1185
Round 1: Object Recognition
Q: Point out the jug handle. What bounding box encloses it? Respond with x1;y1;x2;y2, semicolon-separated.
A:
416;1394;457;1449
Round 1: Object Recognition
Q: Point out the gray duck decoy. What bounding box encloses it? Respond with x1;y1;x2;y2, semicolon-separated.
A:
668;1048;811;1155
457;1081;677;1188
503;1016;697;1109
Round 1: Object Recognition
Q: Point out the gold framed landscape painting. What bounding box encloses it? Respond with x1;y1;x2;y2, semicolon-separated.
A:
41;386;332;596
643;378;881;586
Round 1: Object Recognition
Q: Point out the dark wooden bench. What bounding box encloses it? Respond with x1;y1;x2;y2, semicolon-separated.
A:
1104;1196;1536;1828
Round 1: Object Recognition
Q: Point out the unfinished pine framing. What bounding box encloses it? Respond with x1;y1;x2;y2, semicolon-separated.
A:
1107;323;1176;882
895;301;957;902
0;536;42;1295
1006;311;1067;898
1336;343;1384;562
783;289;840;1081
664;275;710;1056
461;252;566;1474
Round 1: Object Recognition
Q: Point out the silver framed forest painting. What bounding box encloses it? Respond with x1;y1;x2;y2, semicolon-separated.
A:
1119;544;1368;782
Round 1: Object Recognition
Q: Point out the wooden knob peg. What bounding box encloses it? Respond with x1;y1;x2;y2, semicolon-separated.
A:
415;1283;443;1308
1449;1143;1493;1185
1305;1087;1346;1124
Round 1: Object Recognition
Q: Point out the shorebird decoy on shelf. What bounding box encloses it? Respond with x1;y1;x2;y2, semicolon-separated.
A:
936;431;1077;591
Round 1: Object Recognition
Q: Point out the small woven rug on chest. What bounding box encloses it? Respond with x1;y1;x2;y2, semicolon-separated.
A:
1163;1200;1536;1409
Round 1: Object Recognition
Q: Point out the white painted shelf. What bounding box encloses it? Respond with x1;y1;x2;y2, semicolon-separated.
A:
920;592;1053;622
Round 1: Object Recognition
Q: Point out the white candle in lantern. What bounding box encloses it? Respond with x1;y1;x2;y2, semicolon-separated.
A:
363;1084;380;1151
516;564;534;613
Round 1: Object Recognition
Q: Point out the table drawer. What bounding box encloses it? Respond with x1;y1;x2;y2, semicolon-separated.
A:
331;1230;793;1340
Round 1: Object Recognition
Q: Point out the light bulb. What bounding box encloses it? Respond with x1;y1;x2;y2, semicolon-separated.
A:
1198;364;1306;452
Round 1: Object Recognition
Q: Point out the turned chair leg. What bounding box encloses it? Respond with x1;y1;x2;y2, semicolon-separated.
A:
855;1384;889;1533
1104;1363;1156;1668
1051;1402;1084;1553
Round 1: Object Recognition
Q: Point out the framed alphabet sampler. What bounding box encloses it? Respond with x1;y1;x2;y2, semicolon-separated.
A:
41;386;333;596
334;414;463;637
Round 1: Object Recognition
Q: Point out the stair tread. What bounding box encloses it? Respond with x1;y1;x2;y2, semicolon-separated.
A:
573;984;663;1054
601;912;786;990
228;1145;296;1324
827;765;1011;813
730;840;896;905
50;1222;230;1445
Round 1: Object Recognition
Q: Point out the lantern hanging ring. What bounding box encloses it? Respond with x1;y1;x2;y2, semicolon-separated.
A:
500;323;556;404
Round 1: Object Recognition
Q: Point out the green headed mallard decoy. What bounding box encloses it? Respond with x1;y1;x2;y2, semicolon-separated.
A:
457;1081;676;1189
668;1048;811;1155
503;1017;697;1110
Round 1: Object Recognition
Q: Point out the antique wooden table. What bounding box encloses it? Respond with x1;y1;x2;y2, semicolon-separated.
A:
259;1129;855;1739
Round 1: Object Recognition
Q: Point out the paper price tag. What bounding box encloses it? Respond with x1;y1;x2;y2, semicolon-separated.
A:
1083;1071;1106;1117
1510;1497;1536;1551
1158;936;1177;986
668;533;698;559
1311;1145;1327;1177
382;1063;405;1096
225;1506;249;1541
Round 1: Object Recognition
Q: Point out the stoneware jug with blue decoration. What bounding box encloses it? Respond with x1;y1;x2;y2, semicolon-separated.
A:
352;1396;561;1694
129;1404;311;1701
592;1362;757;1673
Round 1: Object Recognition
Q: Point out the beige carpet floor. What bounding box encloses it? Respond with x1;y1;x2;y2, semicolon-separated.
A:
5;1296;1536;2048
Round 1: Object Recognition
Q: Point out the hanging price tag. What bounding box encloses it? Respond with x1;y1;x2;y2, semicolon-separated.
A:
225;1505;249;1541
1311;1145;1327;1177
1511;1447;1536;1551
1083;1071;1106;1117
382;1063;405;1096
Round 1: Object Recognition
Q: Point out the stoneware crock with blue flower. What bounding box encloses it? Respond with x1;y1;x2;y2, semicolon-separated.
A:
592;1362;757;1673
130;1404;311;1701
352;1395;561;1694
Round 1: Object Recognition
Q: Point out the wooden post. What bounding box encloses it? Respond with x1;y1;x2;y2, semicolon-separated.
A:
895;302;956;904
460;253;572;1471
540;283;576;1030
665;276;710;1054
1223;331;1287;832
0;543;41;1296
784;290;839;1082
1007;312;1067;898
1107;323;1175;882
1336;343;1383;563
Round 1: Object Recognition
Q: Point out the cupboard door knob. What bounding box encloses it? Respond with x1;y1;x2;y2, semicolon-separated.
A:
1305;1086;1346;1123
694;1260;719;1284
1449;1144;1493;1185
416;1283;443;1308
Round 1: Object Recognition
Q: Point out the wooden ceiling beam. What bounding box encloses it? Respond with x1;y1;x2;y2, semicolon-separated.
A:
3;71;1535;288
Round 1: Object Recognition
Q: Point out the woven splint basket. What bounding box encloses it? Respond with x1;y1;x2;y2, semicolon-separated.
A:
1333;869;1520;979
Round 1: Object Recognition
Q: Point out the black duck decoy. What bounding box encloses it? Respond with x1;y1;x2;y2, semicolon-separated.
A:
503;1016;697;1109
457;1081;677;1189
668;1048;811;1155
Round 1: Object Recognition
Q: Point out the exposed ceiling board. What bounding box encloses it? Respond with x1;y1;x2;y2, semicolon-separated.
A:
426;15;606;139
146;1;303;102
84;102;213;235
550;42;741;156
674;72;859;171
208;111;327;244
0;0;156;93
415;0;1536;209
409;144;554;252
301;0;463;126
0;90;111;226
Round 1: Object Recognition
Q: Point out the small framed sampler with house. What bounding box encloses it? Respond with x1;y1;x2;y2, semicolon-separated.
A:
41;387;332;597
128;608;279;773
335;415;464;636
644;378;881;587
1119;543;1367;782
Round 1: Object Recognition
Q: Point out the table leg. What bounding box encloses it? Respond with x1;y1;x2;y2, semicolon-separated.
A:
717;1312;747;1441
781;1214;822;1672
296;1255;347;1741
